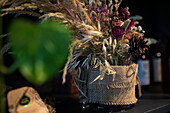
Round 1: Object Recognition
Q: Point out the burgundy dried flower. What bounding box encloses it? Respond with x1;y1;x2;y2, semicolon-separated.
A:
119;9;129;22
100;6;107;13
126;19;135;32
96;7;100;13
112;20;122;26
112;26;125;39
90;6;94;10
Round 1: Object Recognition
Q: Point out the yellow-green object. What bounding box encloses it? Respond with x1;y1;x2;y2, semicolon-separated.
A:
0;6;6;113
0;76;6;113
9;19;72;84
19;95;30;107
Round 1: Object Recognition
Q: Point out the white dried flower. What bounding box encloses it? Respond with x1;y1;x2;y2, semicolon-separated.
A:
138;26;142;31
135;21;139;25
133;26;138;31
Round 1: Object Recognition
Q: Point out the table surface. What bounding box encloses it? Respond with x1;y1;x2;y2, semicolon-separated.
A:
43;84;170;113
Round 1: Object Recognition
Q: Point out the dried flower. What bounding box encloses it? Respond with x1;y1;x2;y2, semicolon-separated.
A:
126;19;135;32
100;6;107;13
119;8;129;22
112;26;125;39
125;33;132;40
129;34;149;62
112;20;122;26
138;26;142;32
1;0;150;84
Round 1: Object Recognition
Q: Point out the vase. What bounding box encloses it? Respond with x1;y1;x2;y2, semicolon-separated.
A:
74;63;141;112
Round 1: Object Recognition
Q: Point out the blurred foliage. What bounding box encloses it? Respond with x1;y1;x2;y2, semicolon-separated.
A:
9;19;72;85
0;6;6;113
0;76;5;113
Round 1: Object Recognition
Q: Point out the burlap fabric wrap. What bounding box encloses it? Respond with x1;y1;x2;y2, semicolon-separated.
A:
76;63;140;105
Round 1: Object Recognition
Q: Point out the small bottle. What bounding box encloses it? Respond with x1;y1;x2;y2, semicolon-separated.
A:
137;54;150;90
152;52;162;83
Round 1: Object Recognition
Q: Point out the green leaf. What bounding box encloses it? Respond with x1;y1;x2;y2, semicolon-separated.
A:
9;19;71;84
122;19;131;31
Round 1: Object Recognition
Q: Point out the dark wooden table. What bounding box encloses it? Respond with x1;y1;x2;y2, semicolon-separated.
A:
44;84;170;113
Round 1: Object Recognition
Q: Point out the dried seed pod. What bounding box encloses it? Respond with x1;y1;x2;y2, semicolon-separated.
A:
129;34;149;62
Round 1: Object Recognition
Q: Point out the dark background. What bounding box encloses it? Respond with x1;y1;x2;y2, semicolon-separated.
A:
121;0;170;39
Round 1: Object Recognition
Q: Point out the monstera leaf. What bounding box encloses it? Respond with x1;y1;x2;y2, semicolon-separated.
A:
9;19;71;84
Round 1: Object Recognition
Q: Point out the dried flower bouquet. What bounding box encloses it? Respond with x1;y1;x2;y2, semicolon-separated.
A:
1;0;149;100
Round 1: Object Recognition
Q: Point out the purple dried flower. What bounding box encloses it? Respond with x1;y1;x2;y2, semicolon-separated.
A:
112;21;122;26
92;16;97;22
102;27;106;32
86;5;89;9
126;19;135;32
96;7;100;13
112;26;125;39
106;18;112;21
90;6;94;10
119;8;129;22
102;13;105;18
100;6;107;13
100;13;106;22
